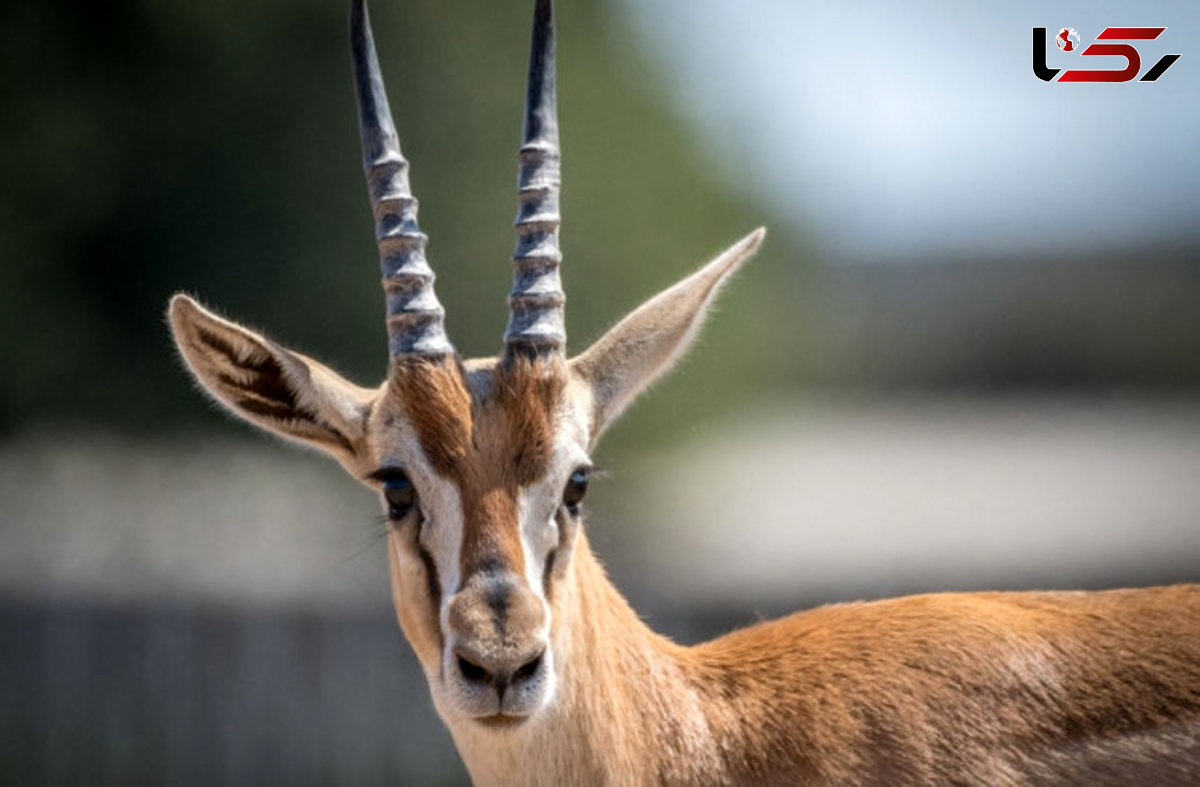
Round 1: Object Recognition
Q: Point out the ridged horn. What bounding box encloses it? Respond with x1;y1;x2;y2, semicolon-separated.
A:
350;0;452;359
504;0;565;360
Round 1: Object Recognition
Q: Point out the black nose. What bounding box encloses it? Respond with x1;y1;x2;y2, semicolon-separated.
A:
455;648;545;699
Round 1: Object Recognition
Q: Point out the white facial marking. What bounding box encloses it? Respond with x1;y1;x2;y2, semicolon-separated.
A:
520;391;592;596
379;422;464;674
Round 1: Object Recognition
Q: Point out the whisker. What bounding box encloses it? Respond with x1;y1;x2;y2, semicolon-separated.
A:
340;515;393;564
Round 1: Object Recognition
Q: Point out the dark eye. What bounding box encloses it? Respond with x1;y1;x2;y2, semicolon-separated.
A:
563;468;590;514
382;473;416;520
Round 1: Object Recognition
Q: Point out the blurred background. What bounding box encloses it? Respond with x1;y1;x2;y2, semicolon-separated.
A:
2;0;1198;783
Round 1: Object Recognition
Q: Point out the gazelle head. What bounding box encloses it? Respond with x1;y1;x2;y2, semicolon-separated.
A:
168;0;763;729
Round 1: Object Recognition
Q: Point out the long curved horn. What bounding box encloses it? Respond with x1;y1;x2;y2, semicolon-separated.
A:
350;0;452;359
504;0;565;360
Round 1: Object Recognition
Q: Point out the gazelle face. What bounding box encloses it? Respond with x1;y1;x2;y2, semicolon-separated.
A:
370;358;592;724
167;234;761;736
166;0;763;752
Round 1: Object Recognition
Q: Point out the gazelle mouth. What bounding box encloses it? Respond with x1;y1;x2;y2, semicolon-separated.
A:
475;713;530;730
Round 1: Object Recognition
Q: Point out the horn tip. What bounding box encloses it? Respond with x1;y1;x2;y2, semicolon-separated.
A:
531;0;554;42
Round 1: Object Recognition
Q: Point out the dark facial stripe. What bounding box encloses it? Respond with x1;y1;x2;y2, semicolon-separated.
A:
460;485;526;582
417;542;442;615
542;547;558;599
482;572;516;635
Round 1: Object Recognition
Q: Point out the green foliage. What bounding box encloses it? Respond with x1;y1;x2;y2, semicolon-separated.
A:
0;0;793;451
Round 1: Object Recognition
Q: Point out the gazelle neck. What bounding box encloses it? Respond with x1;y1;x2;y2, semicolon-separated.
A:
445;530;732;786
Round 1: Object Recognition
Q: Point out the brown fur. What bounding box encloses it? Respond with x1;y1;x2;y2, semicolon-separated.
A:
388;524;445;667
390;358;475;477
533;536;1200;786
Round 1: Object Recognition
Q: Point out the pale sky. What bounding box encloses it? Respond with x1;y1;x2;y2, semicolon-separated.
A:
620;0;1200;262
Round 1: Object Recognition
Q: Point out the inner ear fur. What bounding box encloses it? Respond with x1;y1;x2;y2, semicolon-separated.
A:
167;294;376;466
570;228;765;441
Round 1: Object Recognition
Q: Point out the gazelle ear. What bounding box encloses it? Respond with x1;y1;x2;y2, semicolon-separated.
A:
167;294;376;469
569;228;765;441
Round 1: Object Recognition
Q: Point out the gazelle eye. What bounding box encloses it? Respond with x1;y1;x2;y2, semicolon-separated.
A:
382;473;416;520
563;468;590;514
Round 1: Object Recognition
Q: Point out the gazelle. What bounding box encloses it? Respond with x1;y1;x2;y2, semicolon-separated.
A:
168;0;1200;783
